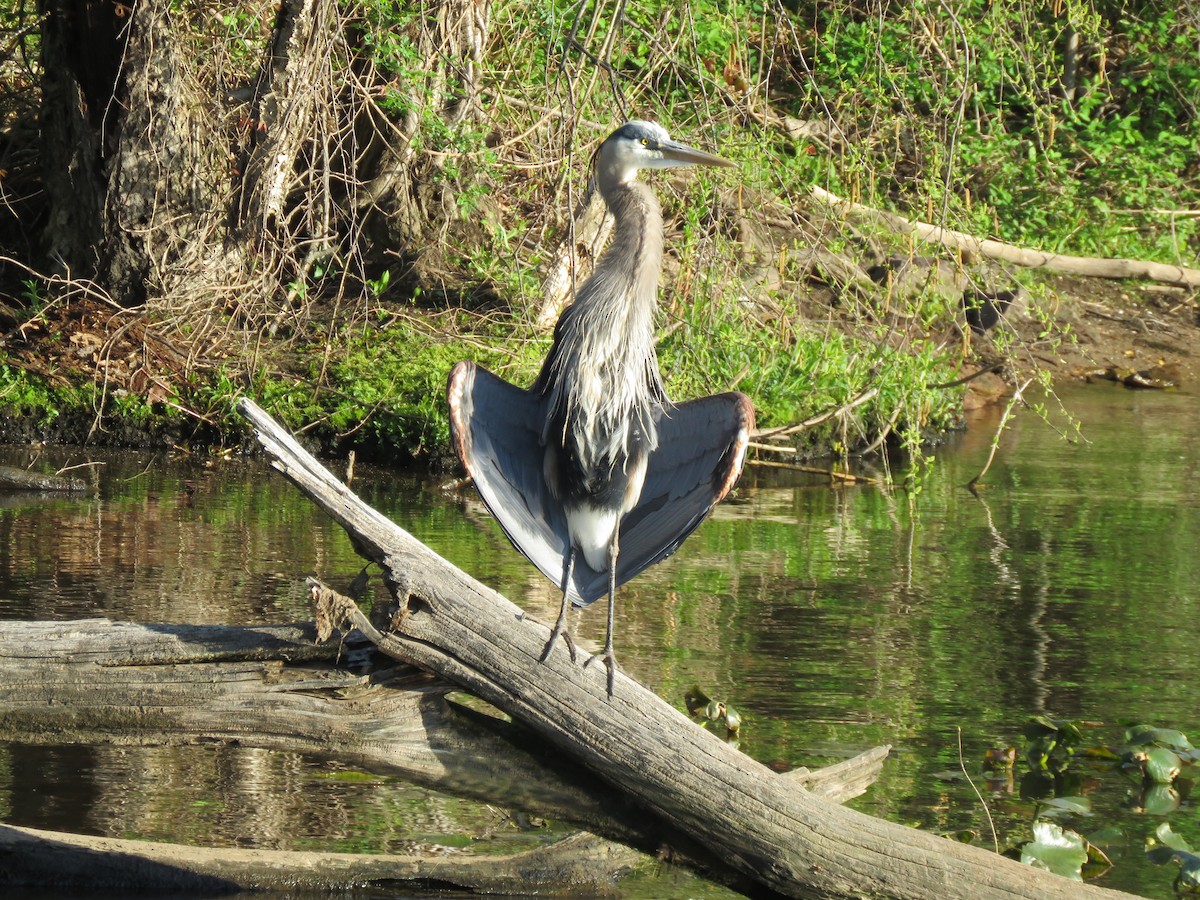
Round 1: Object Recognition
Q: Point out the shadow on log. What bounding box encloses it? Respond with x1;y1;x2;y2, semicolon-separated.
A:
0;824;638;895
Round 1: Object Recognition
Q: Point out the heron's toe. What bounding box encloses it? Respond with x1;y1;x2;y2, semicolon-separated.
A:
540;627;578;664
583;648;619;696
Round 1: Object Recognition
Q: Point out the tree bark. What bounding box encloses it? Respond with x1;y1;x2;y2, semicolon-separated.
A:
37;0;121;276
100;2;211;306
37;1;224;304
33;0;491;324
236;396;1136;900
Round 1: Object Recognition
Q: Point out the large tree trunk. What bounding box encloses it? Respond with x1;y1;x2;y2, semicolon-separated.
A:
100;3;212;307
37;0;122;277
234;397;1135;900
38;0;230;305
34;0;490;323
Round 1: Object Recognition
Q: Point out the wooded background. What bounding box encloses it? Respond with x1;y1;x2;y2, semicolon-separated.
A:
0;0;1196;457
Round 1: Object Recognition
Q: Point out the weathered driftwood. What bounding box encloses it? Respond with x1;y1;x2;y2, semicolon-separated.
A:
0;824;636;896
0;617;885;894
811;183;1200;288
236;396;1135;899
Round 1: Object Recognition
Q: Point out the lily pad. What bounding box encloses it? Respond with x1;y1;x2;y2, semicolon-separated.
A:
1146;823;1200;892
1137;746;1183;784
1153;822;1192;853
1125;725;1193;753
1023;716;1084;771
1085;825;1124;847
1021;821;1089;880
1138;783;1182;816
1082;839;1114;880
1037;795;1092;818
683;685;741;738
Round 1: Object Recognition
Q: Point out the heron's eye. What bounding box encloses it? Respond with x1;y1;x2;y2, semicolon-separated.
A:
641;138;648;146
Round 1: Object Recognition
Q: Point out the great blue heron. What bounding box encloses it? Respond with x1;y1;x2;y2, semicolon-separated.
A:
447;120;754;694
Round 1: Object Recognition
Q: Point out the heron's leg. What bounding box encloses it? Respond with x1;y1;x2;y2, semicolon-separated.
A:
541;548;578;663
583;533;619;696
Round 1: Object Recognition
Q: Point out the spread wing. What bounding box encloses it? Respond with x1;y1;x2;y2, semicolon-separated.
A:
449;362;753;607
447;362;575;595
613;391;754;588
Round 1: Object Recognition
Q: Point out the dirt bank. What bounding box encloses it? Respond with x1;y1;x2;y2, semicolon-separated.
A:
1033;275;1198;385
0;272;1195;454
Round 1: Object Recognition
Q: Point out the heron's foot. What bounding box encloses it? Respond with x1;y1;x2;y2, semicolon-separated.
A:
540;618;578;664
582;648;618;697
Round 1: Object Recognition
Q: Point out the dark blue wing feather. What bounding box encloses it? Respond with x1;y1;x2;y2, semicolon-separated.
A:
613;391;753;590
448;362;575;594
450;362;753;607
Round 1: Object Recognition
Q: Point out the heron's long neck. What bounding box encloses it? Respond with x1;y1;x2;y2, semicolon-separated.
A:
592;181;664;327
539;179;669;470
575;179;667;403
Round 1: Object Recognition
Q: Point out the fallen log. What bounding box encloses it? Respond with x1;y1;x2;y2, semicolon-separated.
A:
0;617;885;894
0;824;637;895
811;183;1200;288
0;463;91;493
236;396;1135;899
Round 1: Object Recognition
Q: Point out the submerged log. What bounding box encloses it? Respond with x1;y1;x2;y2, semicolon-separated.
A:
0;464;90;493
234;397;1134;899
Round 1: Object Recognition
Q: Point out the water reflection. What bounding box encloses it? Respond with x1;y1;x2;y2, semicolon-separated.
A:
1;380;1198;897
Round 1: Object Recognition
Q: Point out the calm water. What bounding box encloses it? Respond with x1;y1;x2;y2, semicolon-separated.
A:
1;381;1198;897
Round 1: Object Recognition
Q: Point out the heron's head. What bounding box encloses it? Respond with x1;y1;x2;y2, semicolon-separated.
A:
593;120;733;193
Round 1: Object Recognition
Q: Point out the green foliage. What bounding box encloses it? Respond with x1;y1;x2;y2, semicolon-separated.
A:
7;0;1194;461
657;227;961;463
243;314;544;460
0;359;172;434
800;0;1199;262
0;363;63;425
977;719;1196;885
1023;715;1086;772
1018;820;1092;880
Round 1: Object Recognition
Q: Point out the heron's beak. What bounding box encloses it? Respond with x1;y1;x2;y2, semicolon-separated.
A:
655;139;735;169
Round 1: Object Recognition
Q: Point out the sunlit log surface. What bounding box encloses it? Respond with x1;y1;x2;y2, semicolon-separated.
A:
232;396;1135;900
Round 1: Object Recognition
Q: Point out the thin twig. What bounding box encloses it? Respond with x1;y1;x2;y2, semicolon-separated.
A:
967;376;1033;490
753;388;880;439
958;726;999;854
747;456;879;485
928;363;1004;390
